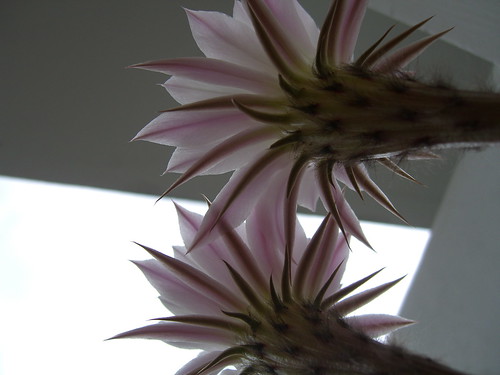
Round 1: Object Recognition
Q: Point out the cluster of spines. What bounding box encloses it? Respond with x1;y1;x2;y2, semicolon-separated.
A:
188;243;407;375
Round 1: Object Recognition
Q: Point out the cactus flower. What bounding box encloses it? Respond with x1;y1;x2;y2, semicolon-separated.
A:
132;0;500;249
112;193;468;375
112;193;410;374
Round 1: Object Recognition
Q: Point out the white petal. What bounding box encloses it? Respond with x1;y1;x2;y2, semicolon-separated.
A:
303;215;348;296
167;127;280;174
186;8;275;73
233;1;252;25
111;322;234;350
133;259;223;316
190;149;292;250
260;0;318;59
245;168;289;278
337;1;368;62
146;246;248;311
134;108;259;147
136;57;277;94
164;76;246;104
324;240;349;296
174;204;238;288
296;164;319;211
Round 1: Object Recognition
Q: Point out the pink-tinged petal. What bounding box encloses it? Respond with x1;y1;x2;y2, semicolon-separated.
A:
288;0;320;49
373;28;452;73
173;243;236;295
317;0;368;67
233;1;252;25
138;245;246;312
296;165;319;211
324;239;349;297
175;206;254;294
317;0;347;67
333;165;355;190
305;217;349;296
175;202;203;248
258;0;318;58
133;108;259;147
172;245;197;267
245;168;298;278
175;351;223;375
186;8;274;73
166;126;280;180
293;214;332;299
190;149;292;251
336;0;368;62
217;219;268;293
110;322;234;350
282;163;309;263
181;209;250;284
245;0;308;78
154;315;245;333
345;314;415;338
291;209;346;297
133;58;278;94
175;205;238;270
133;259;224;316
163;76;247;105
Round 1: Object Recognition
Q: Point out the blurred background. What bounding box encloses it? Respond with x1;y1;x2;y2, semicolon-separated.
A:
1;1;499;374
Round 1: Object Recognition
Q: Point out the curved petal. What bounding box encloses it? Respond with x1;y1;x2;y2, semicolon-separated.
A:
304;216;348;296
296;164;319;211
245;168;303;278
324;239;349;297
336;0;368;62
190;149;292;250
293;214;332;298
163;76;243;104
166;126;280;177
110;322;234;350
138;245;246;311
186;8;275;73
133;259;225;316
133;108;259;147
175;203;203;248
233;1;252;25
134;57;278;94
175;205;244;284
244;0;310;79
259;0;318;59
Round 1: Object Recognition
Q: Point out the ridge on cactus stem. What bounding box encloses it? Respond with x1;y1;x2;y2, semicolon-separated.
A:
132;0;500;249
111;197;468;375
